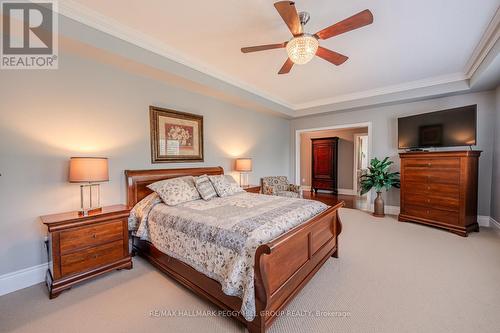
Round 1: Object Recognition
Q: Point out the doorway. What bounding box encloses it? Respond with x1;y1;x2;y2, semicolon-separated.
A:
295;122;372;209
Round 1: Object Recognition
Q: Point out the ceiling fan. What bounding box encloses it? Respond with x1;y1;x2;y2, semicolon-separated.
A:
241;1;373;74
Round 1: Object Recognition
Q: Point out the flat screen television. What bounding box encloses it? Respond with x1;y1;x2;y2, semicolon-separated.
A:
398;105;477;149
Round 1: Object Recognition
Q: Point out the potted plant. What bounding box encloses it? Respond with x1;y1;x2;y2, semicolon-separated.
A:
360;157;400;217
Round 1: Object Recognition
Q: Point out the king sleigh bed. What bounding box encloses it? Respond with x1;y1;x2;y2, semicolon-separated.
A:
125;167;343;333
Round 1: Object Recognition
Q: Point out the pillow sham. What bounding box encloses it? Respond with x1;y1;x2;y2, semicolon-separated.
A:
194;174;217;200
208;174;244;197
128;192;162;231
147;176;201;206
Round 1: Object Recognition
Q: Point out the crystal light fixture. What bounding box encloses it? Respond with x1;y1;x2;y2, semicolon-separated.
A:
286;34;319;65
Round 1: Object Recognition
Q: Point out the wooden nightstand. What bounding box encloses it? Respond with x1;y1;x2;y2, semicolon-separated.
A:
40;204;132;298
242;185;261;193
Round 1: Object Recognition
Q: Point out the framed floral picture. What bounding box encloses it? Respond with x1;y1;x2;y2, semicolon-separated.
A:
149;106;204;163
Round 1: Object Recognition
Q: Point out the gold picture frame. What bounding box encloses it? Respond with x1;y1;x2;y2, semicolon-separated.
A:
149;106;204;163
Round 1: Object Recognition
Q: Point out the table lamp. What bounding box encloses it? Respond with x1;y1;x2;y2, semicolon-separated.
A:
69;157;109;216
235;158;252;187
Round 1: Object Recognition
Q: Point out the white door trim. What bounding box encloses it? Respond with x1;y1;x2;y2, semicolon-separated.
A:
353;132;368;195
295;121;373;200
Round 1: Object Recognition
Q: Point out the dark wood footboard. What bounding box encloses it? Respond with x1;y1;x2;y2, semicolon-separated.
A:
249;202;343;333
126;167;343;333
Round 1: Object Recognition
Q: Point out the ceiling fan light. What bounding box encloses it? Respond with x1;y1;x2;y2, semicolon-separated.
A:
286;34;319;65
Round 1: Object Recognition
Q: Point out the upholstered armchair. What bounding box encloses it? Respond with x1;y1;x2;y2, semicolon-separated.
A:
261;176;302;198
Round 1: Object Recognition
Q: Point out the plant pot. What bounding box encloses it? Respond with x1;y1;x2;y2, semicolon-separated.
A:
373;191;385;217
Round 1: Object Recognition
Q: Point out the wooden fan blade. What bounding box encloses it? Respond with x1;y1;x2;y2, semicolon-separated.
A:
278;58;294;74
241;43;286;53
314;9;373;40
274;1;302;36
315;47;348;66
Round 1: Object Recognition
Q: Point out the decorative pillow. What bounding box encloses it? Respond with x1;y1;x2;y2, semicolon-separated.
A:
128;192;162;230
147;176;200;206
208;174;244;197
194;175;217;200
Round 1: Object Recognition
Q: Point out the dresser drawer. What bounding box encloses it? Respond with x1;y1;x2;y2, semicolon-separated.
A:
403;205;460;226
403;182;459;198
60;220;124;254
404;193;459;212
60;240;124;276
404;168;460;185
403;158;460;169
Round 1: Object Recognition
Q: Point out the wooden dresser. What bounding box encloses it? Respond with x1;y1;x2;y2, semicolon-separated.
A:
398;151;481;236
311;137;339;193
41;205;132;298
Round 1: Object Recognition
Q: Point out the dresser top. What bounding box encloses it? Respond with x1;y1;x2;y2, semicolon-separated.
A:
40;204;130;226
399;150;481;158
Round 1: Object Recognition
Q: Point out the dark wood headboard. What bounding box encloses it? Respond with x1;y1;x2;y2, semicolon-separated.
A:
125;166;224;207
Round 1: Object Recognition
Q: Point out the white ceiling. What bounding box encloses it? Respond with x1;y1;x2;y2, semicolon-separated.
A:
61;0;499;114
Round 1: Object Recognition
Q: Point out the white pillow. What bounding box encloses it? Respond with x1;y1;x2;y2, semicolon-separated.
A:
208;175;244;197
147;176;200;206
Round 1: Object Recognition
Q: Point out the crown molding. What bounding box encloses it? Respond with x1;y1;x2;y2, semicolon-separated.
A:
54;1;498;116
292;73;468;110
464;7;500;78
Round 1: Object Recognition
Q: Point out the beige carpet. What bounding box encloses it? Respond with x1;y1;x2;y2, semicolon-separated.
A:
1;208;500;333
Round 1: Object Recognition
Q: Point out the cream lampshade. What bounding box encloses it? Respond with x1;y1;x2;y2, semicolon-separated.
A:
69;157;109;215
235;158;252;187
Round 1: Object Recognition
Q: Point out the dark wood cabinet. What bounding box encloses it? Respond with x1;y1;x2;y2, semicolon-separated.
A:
311;137;339;194
398;151;481;237
40;205;133;298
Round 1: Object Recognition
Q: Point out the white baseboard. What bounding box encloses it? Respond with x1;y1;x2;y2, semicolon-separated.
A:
338;188;357;195
0;263;48;296
301;185;311;191
490;217;500;230
358;211;496;228
477;215;491;227
367;204;401;215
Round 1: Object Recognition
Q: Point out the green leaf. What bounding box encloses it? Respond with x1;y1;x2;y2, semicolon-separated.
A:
359;156;401;194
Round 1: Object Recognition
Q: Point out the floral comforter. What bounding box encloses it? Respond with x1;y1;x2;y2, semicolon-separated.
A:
134;192;328;321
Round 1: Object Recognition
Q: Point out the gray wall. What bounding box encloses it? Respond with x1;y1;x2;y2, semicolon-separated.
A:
300;128;368;190
492;86;500;222
291;91;497;215
0;52;290;275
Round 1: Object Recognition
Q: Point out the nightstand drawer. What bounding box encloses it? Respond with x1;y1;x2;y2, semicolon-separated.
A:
243;185;261;193
61;239;124;276
60;220;124;254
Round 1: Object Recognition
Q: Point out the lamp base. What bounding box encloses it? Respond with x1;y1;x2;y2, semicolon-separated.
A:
239;173;249;187
80;183;102;216
78;207;103;217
